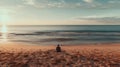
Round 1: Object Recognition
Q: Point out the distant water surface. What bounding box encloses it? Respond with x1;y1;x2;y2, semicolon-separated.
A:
0;25;120;45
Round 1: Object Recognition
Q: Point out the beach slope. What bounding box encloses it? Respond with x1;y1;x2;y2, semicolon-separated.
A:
0;42;120;67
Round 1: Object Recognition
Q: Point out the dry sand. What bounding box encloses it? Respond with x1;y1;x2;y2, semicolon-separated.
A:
0;42;120;67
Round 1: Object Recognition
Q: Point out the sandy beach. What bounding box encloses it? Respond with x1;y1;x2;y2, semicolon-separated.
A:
0;42;120;67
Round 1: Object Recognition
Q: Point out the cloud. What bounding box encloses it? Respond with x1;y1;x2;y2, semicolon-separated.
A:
0;0;120;9
108;0;120;4
23;0;35;5
22;0;82;8
75;16;120;23
83;0;93;3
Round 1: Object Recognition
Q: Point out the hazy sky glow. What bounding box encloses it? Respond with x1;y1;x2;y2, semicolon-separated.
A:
0;0;120;25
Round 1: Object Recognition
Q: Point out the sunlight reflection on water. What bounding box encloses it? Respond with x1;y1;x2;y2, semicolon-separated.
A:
1;24;8;42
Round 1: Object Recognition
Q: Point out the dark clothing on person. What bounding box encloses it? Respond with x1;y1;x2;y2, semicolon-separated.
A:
56;45;61;52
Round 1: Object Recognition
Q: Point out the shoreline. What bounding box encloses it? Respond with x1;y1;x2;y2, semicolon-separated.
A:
0;42;120;51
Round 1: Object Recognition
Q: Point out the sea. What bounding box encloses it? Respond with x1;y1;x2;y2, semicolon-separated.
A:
1;25;120;45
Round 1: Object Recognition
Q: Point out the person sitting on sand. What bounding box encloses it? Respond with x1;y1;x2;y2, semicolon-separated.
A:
56;44;61;52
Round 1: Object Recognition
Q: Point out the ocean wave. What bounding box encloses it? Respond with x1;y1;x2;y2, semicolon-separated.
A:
40;38;78;42
9;31;120;37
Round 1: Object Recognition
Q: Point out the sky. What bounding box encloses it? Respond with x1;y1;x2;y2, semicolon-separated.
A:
0;0;120;25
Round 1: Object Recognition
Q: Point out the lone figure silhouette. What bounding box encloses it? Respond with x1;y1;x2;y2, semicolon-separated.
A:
56;44;61;52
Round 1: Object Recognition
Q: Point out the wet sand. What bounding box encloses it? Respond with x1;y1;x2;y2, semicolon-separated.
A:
0;42;120;67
